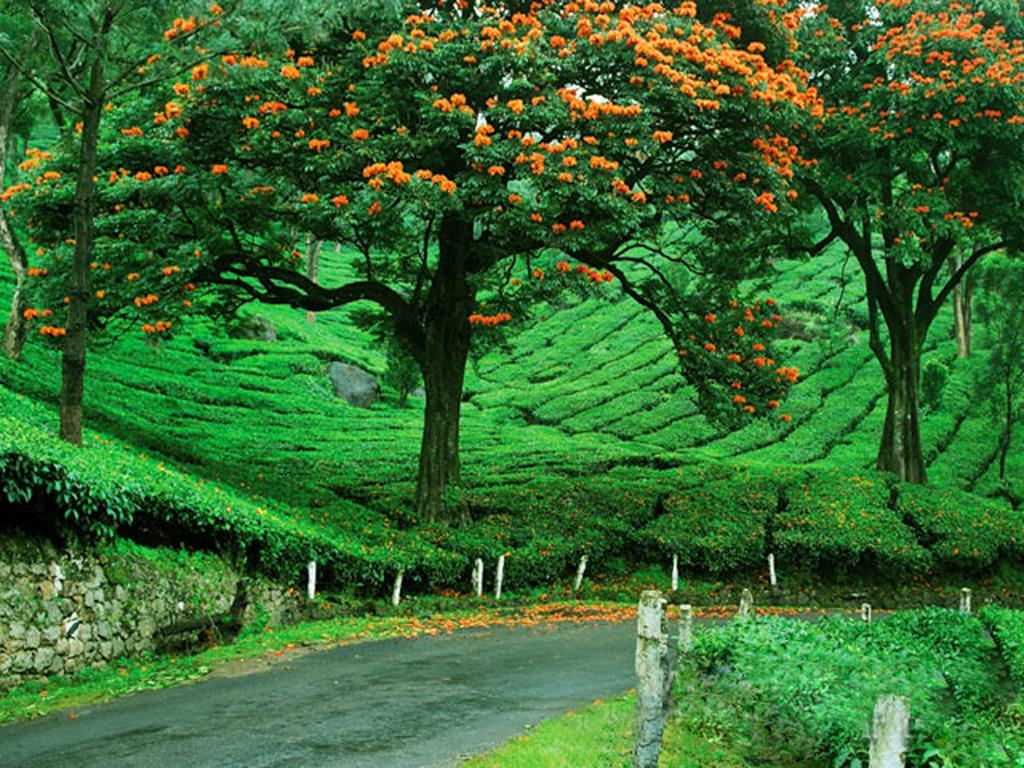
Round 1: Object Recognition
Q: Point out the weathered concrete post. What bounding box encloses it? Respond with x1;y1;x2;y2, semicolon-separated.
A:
494;554;505;600
391;568;404;607
634;590;672;768
678;604;693;653
960;587;972;614
768;553;777;588
472;558;484;598
737;588;754;618
306;561;317;601
861;603;873;623
573;554;588;592
869;695;909;768
671;555;679;592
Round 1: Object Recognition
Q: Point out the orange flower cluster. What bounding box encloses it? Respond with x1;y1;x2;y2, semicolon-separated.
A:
433;93;473;115
39;326;66;337
363;161;412;186
776;367;800;384
142;321;173;334
164;16;196;40
469;312;512;327
133;294;159;308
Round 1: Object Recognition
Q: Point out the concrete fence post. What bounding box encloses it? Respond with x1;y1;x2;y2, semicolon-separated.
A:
495;554;505;600
861;603;872;623
391;568;404;607
573;555;588;592
678;604;693;653
960;587;972;614
472;558;484;598
869;695;910;768
306;561;317;601
633;590;672;768
671;555;679;592
768;553;777;588
737;588;754;618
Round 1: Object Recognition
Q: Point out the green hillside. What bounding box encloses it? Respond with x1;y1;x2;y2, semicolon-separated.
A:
1;242;1019;593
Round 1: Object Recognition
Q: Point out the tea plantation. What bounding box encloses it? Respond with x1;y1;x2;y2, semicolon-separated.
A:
1;244;1019;595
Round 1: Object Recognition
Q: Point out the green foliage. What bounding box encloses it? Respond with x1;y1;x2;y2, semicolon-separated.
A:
895;484;1024;571
690;609;1021;766
381;337;420;406
922;359;950;412
776;469;932;574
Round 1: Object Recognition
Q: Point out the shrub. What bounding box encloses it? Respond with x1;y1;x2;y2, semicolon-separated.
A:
775;469;932;574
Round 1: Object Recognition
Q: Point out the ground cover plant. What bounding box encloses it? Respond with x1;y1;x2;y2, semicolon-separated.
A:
685;609;1024;766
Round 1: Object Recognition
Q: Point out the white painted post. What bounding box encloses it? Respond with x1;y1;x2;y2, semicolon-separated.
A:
472;558;484;598
737;588;754;618
861;603;873;623
574;554;588;592
869;695;910;768
494;554;505;600
678;604;693;653
671;555;679;592
306;561;317;601
960;587;972;614
391;568;404;607
768;553;777;588
633;590;672;768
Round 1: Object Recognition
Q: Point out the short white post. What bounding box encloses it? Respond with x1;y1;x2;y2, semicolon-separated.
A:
573;554;588;592
960;587;972;614
678;604;693;653
861;603;872;623
391;568;404;607
737;588;754;618
472;558;484;598
306;560;317;601
633;590;672;768
494;554;505;600
869;695;910;768
670;555;679;592
768;553;777;588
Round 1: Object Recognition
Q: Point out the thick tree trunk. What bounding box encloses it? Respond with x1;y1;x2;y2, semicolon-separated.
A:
0;62;28;361
414;217;475;524
876;313;927;483
60;66;105;445
950;249;972;358
305;233;320;324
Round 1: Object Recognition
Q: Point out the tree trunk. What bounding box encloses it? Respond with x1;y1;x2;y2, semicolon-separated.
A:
0;61;28;361
876;311;927;483
414;216;475;524
60;62;105;445
305;233;320;324
950;249;972;358
999;376;1014;483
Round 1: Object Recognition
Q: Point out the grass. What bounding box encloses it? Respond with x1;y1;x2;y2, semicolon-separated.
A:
462;692;755;768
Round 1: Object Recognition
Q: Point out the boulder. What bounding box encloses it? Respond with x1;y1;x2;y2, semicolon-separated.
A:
228;316;277;342
328;363;380;409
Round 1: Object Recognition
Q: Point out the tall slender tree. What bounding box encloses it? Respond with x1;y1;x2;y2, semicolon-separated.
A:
780;0;1024;482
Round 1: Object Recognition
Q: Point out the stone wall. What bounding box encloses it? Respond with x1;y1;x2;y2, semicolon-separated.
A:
0;535;301;690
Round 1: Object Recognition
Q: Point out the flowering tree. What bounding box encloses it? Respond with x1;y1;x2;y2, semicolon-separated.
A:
778;0;1024;482
9;1;820;522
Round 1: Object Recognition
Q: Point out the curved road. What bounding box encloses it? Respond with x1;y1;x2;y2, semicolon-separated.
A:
2;621;637;768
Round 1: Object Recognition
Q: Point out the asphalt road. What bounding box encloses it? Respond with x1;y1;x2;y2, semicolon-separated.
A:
1;621;637;768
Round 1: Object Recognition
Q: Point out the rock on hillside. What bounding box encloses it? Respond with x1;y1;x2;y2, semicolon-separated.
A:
329;362;380;408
